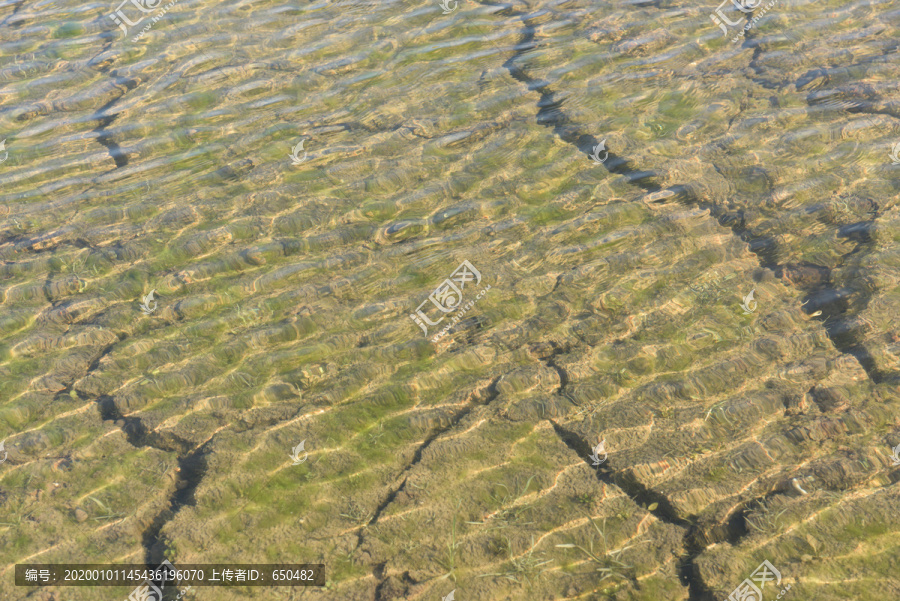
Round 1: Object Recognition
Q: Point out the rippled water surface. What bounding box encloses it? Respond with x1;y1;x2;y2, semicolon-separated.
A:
2;0;900;599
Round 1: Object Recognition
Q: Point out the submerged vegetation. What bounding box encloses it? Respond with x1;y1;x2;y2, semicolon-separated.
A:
1;0;900;600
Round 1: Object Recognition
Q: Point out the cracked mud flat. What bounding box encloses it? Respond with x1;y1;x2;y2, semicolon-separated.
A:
2;0;900;599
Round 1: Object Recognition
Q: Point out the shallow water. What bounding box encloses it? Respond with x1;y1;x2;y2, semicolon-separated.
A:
1;0;900;599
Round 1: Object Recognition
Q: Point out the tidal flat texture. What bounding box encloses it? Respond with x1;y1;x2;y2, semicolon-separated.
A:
1;0;900;599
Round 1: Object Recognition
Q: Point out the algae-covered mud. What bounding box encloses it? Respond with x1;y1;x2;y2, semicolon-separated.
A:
2;0;900;599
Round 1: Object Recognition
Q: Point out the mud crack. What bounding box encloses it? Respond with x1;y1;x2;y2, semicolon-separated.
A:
547;420;723;600
366;376;501;529
90;75;139;169
94;394;210;599
64;334;210;600
529;341;571;396
357;377;502;593
487;3;890;385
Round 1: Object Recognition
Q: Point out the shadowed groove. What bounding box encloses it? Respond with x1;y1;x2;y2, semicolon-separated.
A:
482;0;895;387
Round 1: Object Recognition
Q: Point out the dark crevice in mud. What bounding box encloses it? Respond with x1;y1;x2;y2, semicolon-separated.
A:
743;27;895;381
678;533;717;601
490;3;809;583
473;9;890;597
373;567;416;601
95;392;211;600
742;10;794;91
0;0;26;28
680;487;791;600
353;378;504;596
491;3;662;194
783;242;889;384
372;562;389;601
786;194;890;381
87;331;126;371
367;477;409;530
490;2;890;385
84;359;320;596
714;489;784;547
549;418;807;599
48;334;124;405
355;377;502;555
548;420;690;527
548;420;724;601
370;378;501;524
42;269;57;303
146;442;211;600
530;341;571;395
82;350;406;598
90;76;139;169
98;396;192;454
94;114;128;169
